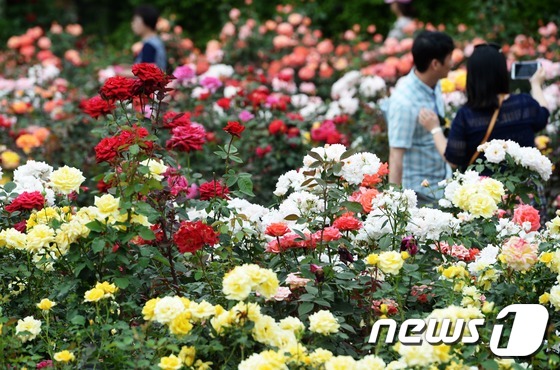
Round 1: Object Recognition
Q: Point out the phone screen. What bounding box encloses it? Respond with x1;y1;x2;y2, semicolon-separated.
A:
513;63;539;79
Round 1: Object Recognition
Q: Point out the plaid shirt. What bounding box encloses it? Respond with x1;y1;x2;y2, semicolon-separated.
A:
387;70;451;200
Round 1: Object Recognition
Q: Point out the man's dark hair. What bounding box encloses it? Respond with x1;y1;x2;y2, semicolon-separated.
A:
466;45;509;110
134;5;160;31
411;31;454;72
396;2;415;18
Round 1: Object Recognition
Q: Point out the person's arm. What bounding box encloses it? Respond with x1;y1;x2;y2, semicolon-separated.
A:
418;108;447;157
389;147;405;185
529;67;548;109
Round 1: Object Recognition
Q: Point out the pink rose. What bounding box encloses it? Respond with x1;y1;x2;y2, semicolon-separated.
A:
512;204;540;232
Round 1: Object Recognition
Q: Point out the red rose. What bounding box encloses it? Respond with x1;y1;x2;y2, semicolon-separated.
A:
5;191;45;213
216;97;231;110
199;180;229;200
174;220;219;254
268;119;287;135
255;145;272;158
265;223;290;237
223;121;245;138
163;111;191;128
13;220;27;232
332;214;362;231
132;63;174;95
82;95;116;119
94;136;120;163
99;76;138;101
166;123;206;152
287;127;300;138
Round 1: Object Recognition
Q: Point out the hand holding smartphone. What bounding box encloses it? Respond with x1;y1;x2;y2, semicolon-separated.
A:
511;61;541;80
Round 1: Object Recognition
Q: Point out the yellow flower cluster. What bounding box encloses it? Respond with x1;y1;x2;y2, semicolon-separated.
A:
222;264;279;301
539;250;560;273
546;215;560;236
366;251;408;275
452;178;504;218
395;341;451;368
439;262;470;291
440;70;467;93
84;281;118;303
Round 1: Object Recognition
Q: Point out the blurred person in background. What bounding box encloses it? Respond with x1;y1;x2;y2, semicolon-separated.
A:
386;0;415;40
131;4;167;70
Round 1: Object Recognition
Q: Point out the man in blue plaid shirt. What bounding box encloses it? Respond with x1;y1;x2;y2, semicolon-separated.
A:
387;31;454;205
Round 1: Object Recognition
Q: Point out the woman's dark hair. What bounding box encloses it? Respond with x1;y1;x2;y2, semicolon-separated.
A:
466;45;509;110
396;2;415;18
412;31;454;72
134;5;160;31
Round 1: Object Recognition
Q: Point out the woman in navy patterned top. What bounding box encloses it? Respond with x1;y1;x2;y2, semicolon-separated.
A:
418;44;549;171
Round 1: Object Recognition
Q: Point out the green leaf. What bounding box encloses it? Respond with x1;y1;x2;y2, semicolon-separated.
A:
341;201;363;213
284;214;300;221
128;144;140;155
138;227;155;241
340;148;357;160
92;239;106;253
481;360;499;370
114;277;130;289
86;220;105;233
71;315;86;326
307;150;324;162
3;182;17;193
238;177;254;196
306;285;319;295
298;302;314;316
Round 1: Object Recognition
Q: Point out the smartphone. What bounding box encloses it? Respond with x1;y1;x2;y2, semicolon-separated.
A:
511;61;541;80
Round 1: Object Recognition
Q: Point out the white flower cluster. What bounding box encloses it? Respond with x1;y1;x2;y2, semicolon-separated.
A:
477;139;553;180
467;245;499;275
340;152;381;185
406;207;460;241
359;75;386;99
28;64;60;85
371;188;418;212
355;208;392;243
199;64;234;79
10;160;56;205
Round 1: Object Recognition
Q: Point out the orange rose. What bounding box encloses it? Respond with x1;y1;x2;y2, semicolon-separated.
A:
16;134;41;154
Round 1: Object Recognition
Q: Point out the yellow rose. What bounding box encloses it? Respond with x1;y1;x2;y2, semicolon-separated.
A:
54;350;75;363
480;178;505;203
452;185;476;210
377;251;404;275
309;349;333;366
440;78;456;93
308;310;339;335
468;193;497;219
142;298;160;321
178;346;196;367
547;217;560;235
2;228;27;250
84;288;105;303
325;356;357;370
1;150;20;169
535;135;550;150
96;281;118;295
539;293;550;304
158;354;183;370
222;270;252;301
366;253;379;266
94;194;120;218
49;166;85;194
169;312;193;336
482;301;495;314
193;360;212;370
36;298;56;311
140;158;168;182
550;286;560;310
454;71;467;90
